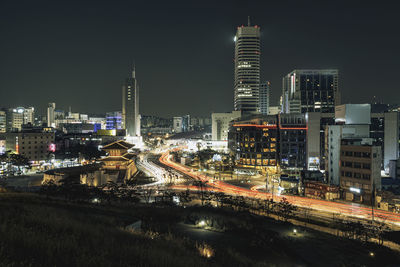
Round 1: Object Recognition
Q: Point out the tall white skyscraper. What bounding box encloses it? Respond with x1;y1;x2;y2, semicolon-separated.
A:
122;67;140;137
234;17;261;114
47;103;56;128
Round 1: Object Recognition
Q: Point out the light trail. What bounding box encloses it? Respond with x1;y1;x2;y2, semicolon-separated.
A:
160;149;400;226
136;153;167;187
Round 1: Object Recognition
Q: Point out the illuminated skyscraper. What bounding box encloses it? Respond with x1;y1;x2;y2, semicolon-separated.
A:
47;103;56;128
234;17;261;114
24;107;35;125
122;67;140;137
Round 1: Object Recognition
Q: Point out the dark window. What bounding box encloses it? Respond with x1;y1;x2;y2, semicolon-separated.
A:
362;152;371;158
362;163;371;169
345;151;353;157
362;174;371;180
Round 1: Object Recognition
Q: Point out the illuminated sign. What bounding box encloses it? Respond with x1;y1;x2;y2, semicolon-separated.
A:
15;136;19;154
308;157;320;170
350;187;361;194
49;143;56;152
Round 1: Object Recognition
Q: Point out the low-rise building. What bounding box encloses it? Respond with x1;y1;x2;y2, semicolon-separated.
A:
228;113;309;173
339;140;381;203
5;126;55;162
304;181;340;201
44;140;138;187
96;140;137;183
211;111;241;141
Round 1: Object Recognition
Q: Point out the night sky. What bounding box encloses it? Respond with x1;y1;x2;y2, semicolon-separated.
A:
0;0;399;117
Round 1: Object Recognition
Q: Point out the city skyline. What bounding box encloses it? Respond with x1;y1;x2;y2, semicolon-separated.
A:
0;1;399;117
2;2;400;264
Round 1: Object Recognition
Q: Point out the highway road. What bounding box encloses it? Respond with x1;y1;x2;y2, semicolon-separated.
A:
160;149;400;227
136;153;167;187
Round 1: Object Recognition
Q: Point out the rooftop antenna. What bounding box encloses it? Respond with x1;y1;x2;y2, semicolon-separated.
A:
248;16;251;26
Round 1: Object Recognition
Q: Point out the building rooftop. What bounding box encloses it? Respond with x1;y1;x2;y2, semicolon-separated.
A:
102;140;135;150
99;153;136;162
45;163;102;176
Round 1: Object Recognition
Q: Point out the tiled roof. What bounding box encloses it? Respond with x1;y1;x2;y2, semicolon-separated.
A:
102;140;134;150
99;156;130;162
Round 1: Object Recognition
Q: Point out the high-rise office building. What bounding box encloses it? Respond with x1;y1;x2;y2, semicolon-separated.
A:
259;81;270;115
0;110;6;133
106;111;123;130
234;17;261;114
282;69;340;114
122;67;140;137
6;108;24;132
23;107;35;125
173;117;183;133
47;103;56;128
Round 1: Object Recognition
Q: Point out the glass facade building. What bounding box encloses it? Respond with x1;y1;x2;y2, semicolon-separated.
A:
282;69;340;114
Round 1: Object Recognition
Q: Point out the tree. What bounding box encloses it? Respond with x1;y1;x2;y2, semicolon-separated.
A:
213;192;227;208
193;180;208;206
143;188;154;204
177;189;192;207
262;198;275;215
40;179;59;199
277;197;297;221
0;150;12;177
102;181;120;203
10;153;30;173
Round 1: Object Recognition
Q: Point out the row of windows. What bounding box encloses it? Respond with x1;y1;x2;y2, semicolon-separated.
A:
21;141;48;145
301;107;334;113
21;135;52;139
342;171;371;180
341;161;371;169
342;151;372;158
21;146;46;149
239;158;277;166
342;181;370;190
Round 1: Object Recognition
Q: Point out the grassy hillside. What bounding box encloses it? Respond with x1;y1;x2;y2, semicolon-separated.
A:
0;193;399;266
0;193;209;267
